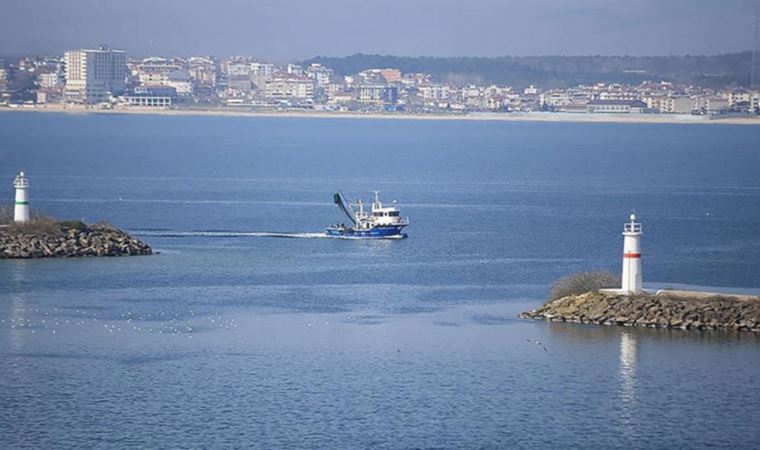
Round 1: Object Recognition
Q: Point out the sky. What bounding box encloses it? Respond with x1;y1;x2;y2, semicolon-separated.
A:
1;0;759;61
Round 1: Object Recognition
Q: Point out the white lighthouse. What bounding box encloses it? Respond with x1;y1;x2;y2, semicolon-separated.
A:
621;212;643;293
13;171;30;223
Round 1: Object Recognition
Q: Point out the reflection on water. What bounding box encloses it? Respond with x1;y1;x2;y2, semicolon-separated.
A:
619;332;637;405
7;261;30;352
618;330;639;442
618;331;638;440
545;320;760;346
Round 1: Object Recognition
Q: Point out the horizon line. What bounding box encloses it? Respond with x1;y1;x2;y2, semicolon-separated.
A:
0;49;756;63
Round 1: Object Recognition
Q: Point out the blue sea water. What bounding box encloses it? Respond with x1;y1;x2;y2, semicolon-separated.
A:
1;112;759;448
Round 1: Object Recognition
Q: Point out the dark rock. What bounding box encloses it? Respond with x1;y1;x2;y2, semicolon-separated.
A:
521;291;760;333
0;222;152;259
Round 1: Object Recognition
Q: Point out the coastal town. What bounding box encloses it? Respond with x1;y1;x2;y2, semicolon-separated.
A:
1;46;760;118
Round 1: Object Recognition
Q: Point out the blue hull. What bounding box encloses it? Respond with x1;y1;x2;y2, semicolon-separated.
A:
325;225;407;239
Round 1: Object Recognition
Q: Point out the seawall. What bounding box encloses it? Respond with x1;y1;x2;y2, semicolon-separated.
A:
0;222;152;258
521;291;760;332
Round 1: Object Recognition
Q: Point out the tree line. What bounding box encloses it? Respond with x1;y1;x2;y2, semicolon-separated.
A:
302;52;757;89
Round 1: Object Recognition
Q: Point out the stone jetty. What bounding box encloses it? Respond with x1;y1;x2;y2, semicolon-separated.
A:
521;290;760;332
0;221;152;259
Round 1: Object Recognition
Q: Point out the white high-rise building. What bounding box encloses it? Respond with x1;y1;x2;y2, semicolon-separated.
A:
64;47;127;104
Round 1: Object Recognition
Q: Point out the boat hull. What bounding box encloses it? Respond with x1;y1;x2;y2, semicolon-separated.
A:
325;225;407;239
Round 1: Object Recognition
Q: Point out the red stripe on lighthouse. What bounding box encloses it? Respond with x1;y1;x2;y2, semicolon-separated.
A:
623;253;641;258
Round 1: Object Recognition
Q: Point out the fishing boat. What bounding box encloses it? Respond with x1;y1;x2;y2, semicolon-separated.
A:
325;191;409;239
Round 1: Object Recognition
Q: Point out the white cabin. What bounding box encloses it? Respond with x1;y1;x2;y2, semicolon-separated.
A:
353;192;408;229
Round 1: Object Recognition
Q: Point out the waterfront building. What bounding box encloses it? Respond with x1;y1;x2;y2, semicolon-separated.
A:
462;84;482;99
556;102;590;113
358;85;398;104
250;62;276;91
38;72;63;88
250;62;276;78
133;85;177;97
643;95;669;113
286;64;304;76
692;95;709;113
122;95;172;107
706;97;730;115
122;84;175;107
418;84;450;101
540;91;571;108
486;96;507;111
166;69;193;96
64;47;127;104
305;64;333;88
358;69;391;85
484;85;511;97
401;73;431;86
35;87;63;104
135;57;184;85
137;71;168;84
226;59;252;93
327;90;355;105
265;74;315;101
188;57;217;86
378;69;402;84
587;99;647;113
728;90;751;106
671;96;693;114
324;82;347;96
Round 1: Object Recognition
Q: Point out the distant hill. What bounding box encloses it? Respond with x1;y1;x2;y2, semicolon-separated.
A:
302;52;756;89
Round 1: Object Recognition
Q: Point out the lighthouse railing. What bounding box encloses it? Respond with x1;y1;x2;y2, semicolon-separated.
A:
14;176;29;188
624;222;642;233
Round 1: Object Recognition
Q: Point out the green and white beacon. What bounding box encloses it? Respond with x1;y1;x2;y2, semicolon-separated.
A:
13;171;30;223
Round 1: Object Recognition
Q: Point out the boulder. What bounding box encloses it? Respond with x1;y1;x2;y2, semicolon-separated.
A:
0;222;152;259
520;291;760;333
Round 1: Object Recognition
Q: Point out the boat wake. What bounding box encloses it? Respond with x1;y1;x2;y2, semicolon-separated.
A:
132;230;327;239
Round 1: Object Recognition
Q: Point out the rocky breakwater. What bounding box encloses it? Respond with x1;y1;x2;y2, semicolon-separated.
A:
0;221;152;259
521;291;760;332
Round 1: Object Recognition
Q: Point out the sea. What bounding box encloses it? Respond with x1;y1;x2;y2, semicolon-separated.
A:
1;112;759;448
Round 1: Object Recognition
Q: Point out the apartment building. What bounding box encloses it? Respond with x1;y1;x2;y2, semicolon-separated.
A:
64;47;127;103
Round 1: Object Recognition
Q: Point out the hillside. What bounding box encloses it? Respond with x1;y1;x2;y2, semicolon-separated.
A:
303;52;756;88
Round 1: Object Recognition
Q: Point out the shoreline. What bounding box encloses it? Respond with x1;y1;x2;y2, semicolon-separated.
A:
521;290;760;332
1;221;152;259
3;104;760;125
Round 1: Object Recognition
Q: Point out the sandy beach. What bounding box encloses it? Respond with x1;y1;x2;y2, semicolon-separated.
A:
3;103;760;125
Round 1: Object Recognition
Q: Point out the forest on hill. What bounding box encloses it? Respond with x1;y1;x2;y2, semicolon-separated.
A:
303;52;756;88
